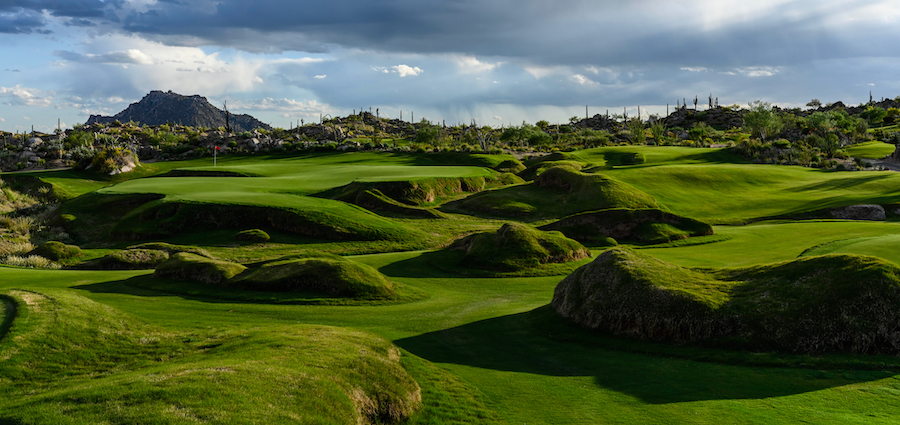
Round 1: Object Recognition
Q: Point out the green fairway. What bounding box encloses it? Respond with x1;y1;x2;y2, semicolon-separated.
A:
846;141;896;159
7;148;900;423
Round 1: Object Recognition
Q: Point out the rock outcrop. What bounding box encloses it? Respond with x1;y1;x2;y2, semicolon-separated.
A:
87;90;271;132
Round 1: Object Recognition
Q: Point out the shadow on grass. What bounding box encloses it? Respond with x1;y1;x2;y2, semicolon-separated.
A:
395;305;898;404
73;274;425;306
377;249;588;279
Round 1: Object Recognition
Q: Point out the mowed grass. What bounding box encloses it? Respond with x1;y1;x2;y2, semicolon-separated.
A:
802;233;900;264
4;253;900;424
847;141;896;159
608;163;900;224
9;148;900;423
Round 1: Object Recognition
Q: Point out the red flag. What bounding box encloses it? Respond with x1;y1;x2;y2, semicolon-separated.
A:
215;146;220;150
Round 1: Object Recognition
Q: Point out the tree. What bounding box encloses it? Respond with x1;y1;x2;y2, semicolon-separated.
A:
860;106;887;125
743;100;783;143
806;99;822;109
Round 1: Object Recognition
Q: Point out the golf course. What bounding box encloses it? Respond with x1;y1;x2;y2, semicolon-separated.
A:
3;145;900;424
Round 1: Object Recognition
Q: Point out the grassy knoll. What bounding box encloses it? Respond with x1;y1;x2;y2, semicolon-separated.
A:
440;223;592;275
847;141;895;159
540;208;713;245
450;166;659;219
554;247;900;353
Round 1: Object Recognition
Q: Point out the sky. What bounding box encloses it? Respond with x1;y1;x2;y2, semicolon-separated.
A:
1;0;899;132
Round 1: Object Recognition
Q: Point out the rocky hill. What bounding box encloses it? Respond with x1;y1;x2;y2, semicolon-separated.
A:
86;90;272;132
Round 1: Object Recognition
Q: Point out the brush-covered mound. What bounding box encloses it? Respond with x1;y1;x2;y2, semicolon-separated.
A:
232;253;397;299
448;223;591;272
82;248;170;270
110;198;425;242
128;242;216;258
154;252;398;299
0;289;421;424
29;241;81;261
319;174;524;218
540;208;714;244
451;166;658;219
154;252;247;284
552;247;900;354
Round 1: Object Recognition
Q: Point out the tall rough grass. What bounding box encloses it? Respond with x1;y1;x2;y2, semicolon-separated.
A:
1;255;61;269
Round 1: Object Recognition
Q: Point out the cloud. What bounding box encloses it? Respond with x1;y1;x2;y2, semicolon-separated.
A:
314;74;326;79
681;67;709;72
569;74;597;86
372;64;423;77
391;64;422;77
55;49;156;65
454;56;501;73
0;85;54;107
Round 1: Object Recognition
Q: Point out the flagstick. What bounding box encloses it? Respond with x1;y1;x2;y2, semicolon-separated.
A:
214;146;217;167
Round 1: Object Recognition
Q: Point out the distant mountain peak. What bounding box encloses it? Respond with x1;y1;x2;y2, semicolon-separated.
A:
86;91;271;132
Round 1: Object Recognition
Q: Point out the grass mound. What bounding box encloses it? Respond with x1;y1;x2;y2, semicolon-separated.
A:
0;289;421;424
29;241;81;261
82;249;170;270
448;223;591;272
153;251;399;300
110;199;425;243
553;247;900;354
232;253;397;299
451;166;658;220
154;252;247;284
318;174;525;218
127;242;216;258
540;208;714;245
235;228;271;242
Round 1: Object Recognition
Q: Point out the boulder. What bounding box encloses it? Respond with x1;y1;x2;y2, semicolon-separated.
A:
830;204;886;220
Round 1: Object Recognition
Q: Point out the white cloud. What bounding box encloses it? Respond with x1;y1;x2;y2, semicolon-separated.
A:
53;35;266;97
570;74;597;86
0;85;54;107
314;74;327;79
454;55;501;73
524;65;565;79
493;115;502;120
372;64;423;77
229;97;338;114
681;66;709;72
735;66;778;77
391;64;422;77
0;118;5;122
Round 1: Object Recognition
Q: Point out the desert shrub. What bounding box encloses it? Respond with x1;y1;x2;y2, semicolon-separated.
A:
93;249;169;270
30;241;81;261
2;254;61;269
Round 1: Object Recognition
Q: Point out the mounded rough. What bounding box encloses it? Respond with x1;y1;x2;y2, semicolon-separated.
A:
553;247;900;354
86;249;170;270
30;241;81;261
449;222;591;272
539;208;714;244
232;254;397;299
235;228;271;243
154;252;247;285
830;204;886;220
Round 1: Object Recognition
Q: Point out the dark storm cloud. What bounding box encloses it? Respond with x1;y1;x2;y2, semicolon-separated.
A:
0;0;123;33
112;0;893;68
0;8;47;33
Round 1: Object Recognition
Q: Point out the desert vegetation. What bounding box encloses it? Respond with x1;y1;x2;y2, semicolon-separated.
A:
5;95;900;423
